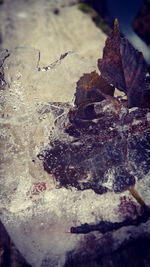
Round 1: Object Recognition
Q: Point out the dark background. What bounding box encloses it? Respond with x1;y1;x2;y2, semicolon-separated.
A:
84;0;150;63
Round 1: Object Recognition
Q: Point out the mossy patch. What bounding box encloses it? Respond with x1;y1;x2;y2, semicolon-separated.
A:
77;3;111;35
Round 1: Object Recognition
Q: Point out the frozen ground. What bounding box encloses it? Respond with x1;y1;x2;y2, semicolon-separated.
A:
0;1;150;266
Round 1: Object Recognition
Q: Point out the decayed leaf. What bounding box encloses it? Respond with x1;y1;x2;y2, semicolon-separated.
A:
98;19;150;108
42;98;150;196
40;19;150;213
39;19;150;235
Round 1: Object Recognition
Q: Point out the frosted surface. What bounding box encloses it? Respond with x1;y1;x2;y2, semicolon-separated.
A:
0;0;106;66
0;48;150;267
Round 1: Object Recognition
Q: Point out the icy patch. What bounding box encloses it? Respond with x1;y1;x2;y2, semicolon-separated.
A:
1;187;122;267
129;107;138;113
103;169;115;190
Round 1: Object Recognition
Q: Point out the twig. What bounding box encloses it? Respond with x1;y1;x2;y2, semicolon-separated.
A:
70;206;150;234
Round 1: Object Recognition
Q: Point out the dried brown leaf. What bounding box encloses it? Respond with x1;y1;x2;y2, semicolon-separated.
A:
75;71;114;107
98;19;150;108
98;20;126;91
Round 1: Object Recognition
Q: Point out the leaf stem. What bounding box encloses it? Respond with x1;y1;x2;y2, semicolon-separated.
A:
128;186;146;207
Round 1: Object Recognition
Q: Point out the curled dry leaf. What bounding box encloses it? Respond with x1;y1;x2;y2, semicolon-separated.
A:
73;71;114;120
75;71;114;107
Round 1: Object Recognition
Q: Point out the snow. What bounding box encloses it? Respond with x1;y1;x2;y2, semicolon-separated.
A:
0;47;123;266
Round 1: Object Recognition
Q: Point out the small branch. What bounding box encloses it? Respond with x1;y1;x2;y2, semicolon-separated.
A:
70;206;150;234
